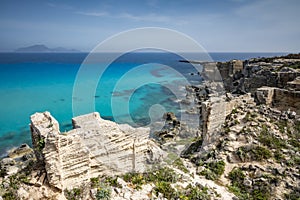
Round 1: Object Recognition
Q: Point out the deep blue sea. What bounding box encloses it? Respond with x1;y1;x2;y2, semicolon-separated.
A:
0;52;287;156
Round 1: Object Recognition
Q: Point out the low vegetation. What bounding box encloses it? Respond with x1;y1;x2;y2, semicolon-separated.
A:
259;125;287;150
172;158;189;173
64;187;83;200
0;161;35;200
198;160;225;180
236;145;272;162
284;188;300;200
95;184;111;200
228;167;273;200
119;166;213;199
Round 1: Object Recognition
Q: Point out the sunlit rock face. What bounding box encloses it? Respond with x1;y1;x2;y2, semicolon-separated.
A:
30;112;165;190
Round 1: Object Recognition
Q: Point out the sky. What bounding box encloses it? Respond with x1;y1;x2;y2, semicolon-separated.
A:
0;0;299;52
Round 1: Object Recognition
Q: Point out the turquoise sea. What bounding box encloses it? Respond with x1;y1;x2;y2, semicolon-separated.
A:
0;52;286;156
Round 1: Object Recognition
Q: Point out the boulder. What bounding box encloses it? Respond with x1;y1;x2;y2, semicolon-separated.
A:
8;144;33;159
255;87;274;106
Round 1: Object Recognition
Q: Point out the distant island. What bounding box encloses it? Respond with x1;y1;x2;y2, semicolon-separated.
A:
15;44;79;53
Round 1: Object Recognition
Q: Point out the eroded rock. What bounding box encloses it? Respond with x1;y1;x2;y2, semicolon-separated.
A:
30;112;165;190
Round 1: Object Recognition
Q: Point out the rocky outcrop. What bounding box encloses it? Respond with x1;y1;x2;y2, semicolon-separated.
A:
0;144;35;177
30;112;165;190
255;87;275;106
201;93;255;149
155;112;181;142
216;56;300;94
287;76;300;90
256;86;300;113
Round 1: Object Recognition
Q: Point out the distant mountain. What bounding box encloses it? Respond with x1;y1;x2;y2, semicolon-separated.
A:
15;45;79;53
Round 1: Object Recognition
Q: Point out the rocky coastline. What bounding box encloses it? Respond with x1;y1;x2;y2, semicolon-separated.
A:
0;53;299;200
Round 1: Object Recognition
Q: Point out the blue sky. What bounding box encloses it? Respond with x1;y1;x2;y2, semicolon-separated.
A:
0;0;299;52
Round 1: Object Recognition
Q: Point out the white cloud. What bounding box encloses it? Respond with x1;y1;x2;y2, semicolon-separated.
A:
74;10;187;25
76;11;108;17
119;13;170;23
46;2;73;10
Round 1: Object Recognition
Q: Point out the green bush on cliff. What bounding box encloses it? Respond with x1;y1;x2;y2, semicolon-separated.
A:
274;150;285;163
149;167;179;183
172;158;189;173
259;131;287;150
199;160;225;180
96;184;111;200
104;176;121;188
37;137;45;151
228;169;246;198
183;184;210;200
123;172;145;190
90;177;100;188
64;187;83;200
285;188;300;200
122;167;179;190
244;111;258;122
228;168;272;200
154;181;177;199
2;191;18;200
154;182;211;200
237;145;272;162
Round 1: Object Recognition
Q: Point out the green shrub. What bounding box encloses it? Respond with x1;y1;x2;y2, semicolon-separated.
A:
64;188;83;200
199;160;225;180
228;168;249;200
91;177;100;188
224;127;231;134
231;108;238;114
252;179;271;200
2;191;18;200
276;120;287;133
172;158;189;173
237;145;272;162
228;168;273;200
122;167;178;190
291;156;300;166
182;184;210;200
96;184;111;200
151;167;178;183
288;138;300;149
251;146;272;161
285;189;300;200
154;181;177;199
244;112;258;122
274;150;284;163
0;168;34;200
122;172;144;190
250;112;258;118
105;176;121;188
228;168;245;184
37;137;45;151
259;132;287;150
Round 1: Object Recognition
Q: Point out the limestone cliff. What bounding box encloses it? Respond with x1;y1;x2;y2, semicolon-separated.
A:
30;112;165;191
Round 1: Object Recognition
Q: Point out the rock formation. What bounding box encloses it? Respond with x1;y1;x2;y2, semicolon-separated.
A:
30;112;165;190
201;93;255;149
215;55;300;94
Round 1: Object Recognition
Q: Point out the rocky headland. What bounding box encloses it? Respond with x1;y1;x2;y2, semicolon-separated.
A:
0;53;299;200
